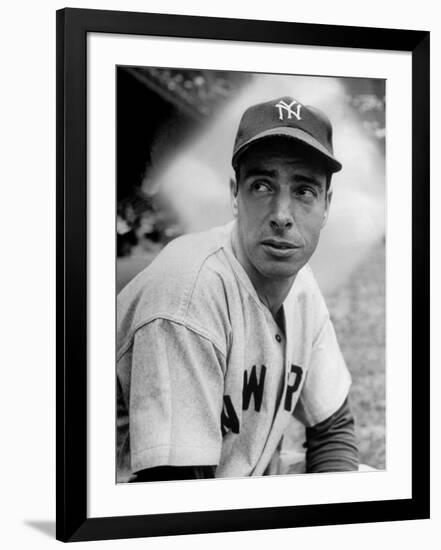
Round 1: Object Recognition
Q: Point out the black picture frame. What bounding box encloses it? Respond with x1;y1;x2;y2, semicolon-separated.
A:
56;7;430;543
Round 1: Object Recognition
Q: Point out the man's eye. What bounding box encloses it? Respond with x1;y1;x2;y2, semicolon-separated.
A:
251;181;271;193
296;186;317;199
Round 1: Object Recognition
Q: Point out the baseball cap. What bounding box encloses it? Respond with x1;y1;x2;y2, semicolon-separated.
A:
232;96;342;173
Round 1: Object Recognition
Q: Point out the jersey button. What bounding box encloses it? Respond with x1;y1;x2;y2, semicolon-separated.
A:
275;334;282;343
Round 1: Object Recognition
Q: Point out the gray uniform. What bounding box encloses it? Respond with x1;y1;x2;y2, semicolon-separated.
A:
117;222;351;482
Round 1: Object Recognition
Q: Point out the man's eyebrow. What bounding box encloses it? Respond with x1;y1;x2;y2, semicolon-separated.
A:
242;167;277;179
242;166;325;188
293;174;324;187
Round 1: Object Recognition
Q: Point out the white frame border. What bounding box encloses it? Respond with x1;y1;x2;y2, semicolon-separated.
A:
88;32;412;519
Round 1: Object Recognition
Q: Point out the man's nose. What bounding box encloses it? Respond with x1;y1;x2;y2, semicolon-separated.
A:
269;194;294;230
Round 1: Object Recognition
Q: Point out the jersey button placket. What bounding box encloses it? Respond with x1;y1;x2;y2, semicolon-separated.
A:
275;334;282;343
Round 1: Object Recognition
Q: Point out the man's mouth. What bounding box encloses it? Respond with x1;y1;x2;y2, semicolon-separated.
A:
261;239;298;250
260;238;300;258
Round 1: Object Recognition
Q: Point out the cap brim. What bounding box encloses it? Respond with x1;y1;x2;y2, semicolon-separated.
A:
232;127;342;173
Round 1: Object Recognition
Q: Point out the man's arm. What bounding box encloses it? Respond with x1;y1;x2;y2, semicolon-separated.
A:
118;319;225;480
304;397;359;473
292;279;358;473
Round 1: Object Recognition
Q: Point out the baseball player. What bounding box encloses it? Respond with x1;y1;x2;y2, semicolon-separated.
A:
116;96;359;482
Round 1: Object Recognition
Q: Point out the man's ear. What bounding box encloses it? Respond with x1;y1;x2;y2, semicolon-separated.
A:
321;188;333;229
230;177;239;217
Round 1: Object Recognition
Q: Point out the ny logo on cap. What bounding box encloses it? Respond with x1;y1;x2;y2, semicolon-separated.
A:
275;99;302;121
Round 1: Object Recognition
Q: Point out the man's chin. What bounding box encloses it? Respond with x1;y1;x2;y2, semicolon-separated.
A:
259;260;304;281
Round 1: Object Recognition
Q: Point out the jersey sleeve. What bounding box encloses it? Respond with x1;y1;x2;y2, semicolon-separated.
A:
123;318;225;474
294;315;352;428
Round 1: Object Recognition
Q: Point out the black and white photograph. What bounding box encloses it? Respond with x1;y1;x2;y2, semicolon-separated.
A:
116;67;386;484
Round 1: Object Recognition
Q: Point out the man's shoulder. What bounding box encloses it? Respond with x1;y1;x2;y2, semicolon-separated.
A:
117;224;236;349
119;223;233;296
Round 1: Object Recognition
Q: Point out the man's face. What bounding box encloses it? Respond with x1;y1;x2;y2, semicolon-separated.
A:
233;138;332;284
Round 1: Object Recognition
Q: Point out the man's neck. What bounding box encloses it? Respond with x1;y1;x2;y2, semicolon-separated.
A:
252;276;293;318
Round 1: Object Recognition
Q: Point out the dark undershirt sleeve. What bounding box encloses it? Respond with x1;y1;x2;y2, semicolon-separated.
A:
304;397;359;473
129;465;216;482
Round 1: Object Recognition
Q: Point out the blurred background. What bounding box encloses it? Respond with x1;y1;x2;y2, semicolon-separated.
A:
116;66;386;470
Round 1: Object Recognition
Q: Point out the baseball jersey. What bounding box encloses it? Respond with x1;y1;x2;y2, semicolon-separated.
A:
116;222;351;482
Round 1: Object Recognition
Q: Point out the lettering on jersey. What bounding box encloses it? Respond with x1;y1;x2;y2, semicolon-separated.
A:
242;365;267;412
284;364;303;411
221;363;302;435
221;395;240;436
